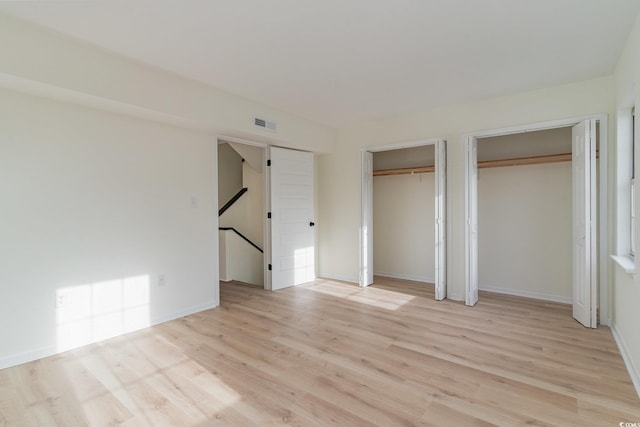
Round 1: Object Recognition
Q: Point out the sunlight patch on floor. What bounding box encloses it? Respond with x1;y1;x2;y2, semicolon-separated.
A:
62;331;241;425
308;281;414;311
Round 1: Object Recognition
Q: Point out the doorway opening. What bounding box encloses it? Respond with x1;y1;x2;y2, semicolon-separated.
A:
216;137;317;298
217;138;269;290
360;139;447;301
464;116;607;328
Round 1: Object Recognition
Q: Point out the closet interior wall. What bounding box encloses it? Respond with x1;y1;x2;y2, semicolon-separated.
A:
477;128;574;303
372;145;436;284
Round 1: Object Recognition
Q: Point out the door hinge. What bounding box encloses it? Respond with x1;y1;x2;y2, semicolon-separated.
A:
267;212;271;219
267;159;271;167
268;264;272;271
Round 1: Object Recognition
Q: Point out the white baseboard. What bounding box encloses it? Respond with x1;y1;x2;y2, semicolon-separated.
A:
150;301;217;325
373;272;435;284
318;274;359;285
611;322;640;399
448;293;464;302
479;285;572;304
0;300;218;371
0;345;58;371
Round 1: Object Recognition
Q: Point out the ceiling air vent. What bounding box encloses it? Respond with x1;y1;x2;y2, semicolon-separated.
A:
254;116;277;132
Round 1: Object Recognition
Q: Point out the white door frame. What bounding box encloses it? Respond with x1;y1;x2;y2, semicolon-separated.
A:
216;136;271;291
462;114;609;325
359;138;448;300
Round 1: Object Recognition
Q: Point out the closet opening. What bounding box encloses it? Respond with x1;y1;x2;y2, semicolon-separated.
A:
478;127;578;303
360;139;447;300
465;116;607;328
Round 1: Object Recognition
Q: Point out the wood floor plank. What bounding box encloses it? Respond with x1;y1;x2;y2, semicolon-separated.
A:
0;276;638;425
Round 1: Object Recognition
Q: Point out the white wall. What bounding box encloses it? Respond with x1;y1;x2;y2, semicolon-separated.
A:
373;173;435;282
218;163;264;249
0;13;335;153
243;162;264;248
478;162;572;302
0;88;217;368
0;12;333;369
318;76;614;299
612;12;640;396
218;143;243;207
219;230;263;286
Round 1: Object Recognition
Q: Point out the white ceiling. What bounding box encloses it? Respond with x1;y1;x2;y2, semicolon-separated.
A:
1;1;638;128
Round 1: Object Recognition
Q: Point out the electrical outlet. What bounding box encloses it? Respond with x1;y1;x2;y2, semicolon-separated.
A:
55;294;66;309
158;274;166;287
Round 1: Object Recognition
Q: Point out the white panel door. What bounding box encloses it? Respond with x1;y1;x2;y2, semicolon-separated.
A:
270;147;315;290
360;151;374;287
435;139;447;300
466;137;479;306
572;120;597;328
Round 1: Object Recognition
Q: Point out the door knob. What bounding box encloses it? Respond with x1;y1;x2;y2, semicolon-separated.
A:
309;222;315;227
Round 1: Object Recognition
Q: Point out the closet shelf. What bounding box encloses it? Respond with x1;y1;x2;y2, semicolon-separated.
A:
373;151;599;176
373;165;435;176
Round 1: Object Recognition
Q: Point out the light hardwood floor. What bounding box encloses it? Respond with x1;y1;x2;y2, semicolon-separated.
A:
1;277;639;426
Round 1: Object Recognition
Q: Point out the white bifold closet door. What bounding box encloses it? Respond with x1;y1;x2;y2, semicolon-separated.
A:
572;120;597;328
465;137;479;306
435;140;447;300
361;151;374;287
269;146;315;290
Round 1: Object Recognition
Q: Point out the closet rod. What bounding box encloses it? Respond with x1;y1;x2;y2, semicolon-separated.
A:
478;152;572;169
478;151;599;169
